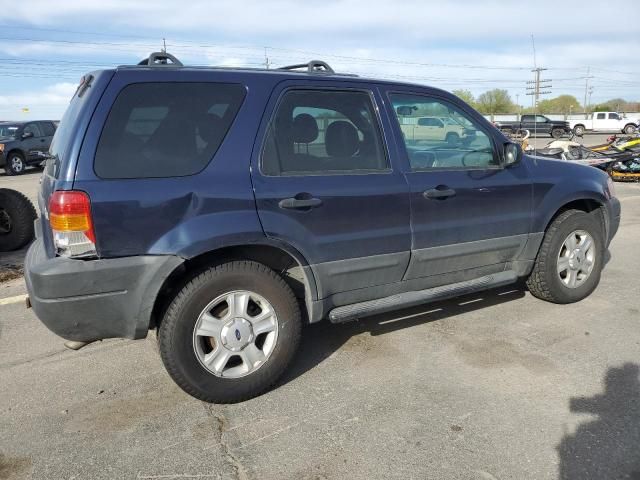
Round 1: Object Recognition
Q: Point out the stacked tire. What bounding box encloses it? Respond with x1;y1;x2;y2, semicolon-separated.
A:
0;189;37;252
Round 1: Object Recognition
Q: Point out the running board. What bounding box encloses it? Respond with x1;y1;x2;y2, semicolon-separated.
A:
328;271;518;323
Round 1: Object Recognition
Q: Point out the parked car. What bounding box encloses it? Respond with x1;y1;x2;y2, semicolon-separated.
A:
0;121;58;175
495;114;571;138
25;53;620;403
570;112;639;136
398;115;473;146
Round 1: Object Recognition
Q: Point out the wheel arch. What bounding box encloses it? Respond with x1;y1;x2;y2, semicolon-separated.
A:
149;241;319;331
543;198;605;233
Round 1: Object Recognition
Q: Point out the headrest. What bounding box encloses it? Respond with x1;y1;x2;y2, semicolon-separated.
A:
292;113;318;144
325;121;359;157
197;113;225;145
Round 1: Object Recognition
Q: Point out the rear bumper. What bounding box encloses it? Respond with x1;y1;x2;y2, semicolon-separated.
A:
25;238;183;342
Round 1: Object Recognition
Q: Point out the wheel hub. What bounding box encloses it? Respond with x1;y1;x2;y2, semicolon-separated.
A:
220;318;254;352
568;248;585;269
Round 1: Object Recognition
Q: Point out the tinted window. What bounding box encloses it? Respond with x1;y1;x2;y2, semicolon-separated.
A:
95;82;245;179
596;113;606;120
39;122;56;136
390;93;495;170
24;123;42;137
608;113;619;120
535;116;547;122
262;90;387;176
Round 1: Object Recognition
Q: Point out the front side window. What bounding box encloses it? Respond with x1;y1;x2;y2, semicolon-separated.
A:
390;93;495;170
261;89;388;176
535;116;547;123
608;113;619;120
95;82;246;179
24;123;42;137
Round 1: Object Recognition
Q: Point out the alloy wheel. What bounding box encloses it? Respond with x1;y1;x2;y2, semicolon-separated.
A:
557;230;596;288
192;290;278;378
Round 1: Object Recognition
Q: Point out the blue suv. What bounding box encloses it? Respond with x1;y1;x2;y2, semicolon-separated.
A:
25;53;620;403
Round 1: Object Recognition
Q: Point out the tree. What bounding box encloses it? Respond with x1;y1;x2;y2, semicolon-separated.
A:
475;89;514;115
452;89;476;108
537;95;581;115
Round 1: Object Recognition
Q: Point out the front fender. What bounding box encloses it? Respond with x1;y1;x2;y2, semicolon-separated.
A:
526;156;608;233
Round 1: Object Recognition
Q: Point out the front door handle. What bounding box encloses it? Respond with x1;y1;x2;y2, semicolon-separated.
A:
423;187;456;199
279;196;323;210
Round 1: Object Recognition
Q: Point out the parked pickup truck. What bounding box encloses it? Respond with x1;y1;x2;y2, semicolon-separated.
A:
570;112;639;136
495;115;571;139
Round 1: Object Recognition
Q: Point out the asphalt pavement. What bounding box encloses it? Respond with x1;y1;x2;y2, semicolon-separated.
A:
0;142;639;479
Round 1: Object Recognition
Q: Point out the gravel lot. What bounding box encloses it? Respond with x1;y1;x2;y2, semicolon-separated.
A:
1;140;639;480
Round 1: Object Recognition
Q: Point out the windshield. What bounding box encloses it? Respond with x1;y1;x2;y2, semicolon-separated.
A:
0;124;20;137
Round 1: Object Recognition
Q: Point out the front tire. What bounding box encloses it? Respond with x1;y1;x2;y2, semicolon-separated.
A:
5;152;26;176
527;209;604;304
623;124;636;135
158;261;302;403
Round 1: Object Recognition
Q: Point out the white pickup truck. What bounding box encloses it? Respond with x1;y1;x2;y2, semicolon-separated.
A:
570;112;638;135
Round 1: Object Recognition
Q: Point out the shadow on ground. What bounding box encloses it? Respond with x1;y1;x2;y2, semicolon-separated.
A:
279;284;526;387
558;363;640;479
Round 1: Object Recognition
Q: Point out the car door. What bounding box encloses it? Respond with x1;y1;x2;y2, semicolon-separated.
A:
251;82;411;299
21;122;43;161
383;88;533;283
593;112;607;131
415;117;444;142
37;121;56;152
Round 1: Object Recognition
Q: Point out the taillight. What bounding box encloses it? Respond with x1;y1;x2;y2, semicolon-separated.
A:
49;190;97;258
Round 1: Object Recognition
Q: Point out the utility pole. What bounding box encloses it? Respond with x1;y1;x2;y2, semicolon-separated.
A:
526;67;552;109
583;67;594;113
263;47;271;70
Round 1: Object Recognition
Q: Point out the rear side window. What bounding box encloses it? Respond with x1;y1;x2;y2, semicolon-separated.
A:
261;89;388;176
95;82;245;179
39;122;56;136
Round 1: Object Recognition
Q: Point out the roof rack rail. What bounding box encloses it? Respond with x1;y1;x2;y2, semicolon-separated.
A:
138;52;183;67
278;60;335;74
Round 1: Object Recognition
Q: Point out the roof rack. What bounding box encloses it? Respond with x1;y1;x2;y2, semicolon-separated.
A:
278;60;335;74
138;52;183;67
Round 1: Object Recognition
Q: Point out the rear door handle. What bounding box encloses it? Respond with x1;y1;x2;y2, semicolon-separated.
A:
423;187;456;199
278;197;323;210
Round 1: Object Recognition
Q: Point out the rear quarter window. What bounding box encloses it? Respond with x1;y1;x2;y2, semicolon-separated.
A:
94;82;246;179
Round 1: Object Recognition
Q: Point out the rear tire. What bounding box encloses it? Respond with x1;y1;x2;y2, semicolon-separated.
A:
573;125;586;136
526;209;604;304
158;260;302;403
445;132;460;146
551;128;564;139
0;188;37;252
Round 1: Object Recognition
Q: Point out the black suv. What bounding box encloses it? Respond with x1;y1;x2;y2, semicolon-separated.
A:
0;121;57;175
25;53;620;403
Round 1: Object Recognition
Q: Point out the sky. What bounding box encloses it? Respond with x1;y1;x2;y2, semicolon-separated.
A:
0;0;637;120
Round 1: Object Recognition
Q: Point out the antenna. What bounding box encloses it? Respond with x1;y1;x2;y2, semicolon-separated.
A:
531;34;537;69
162;38;167;53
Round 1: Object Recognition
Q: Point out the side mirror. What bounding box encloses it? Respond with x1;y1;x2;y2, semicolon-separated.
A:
503;142;522;167
21;131;33;140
